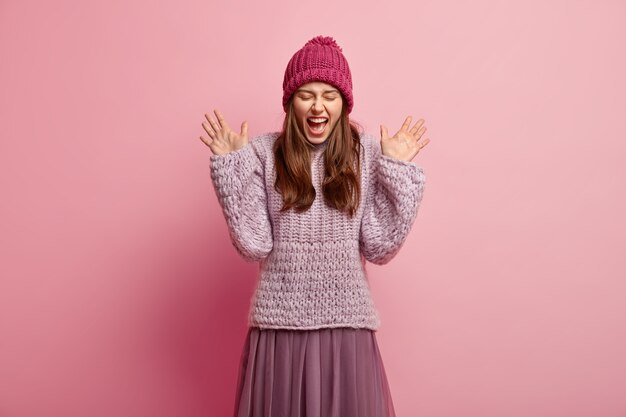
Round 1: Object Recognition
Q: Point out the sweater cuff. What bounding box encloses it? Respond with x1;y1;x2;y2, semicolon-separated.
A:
378;154;426;191
209;143;256;198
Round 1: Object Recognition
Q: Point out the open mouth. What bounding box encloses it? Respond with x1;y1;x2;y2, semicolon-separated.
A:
306;117;328;135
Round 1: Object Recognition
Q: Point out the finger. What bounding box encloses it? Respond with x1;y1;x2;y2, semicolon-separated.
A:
241;120;248;138
415;126;427;139
214;109;229;130
380;124;389;141
202;121;216;137
409;120;424;135
411;119;425;134
199;135;212;147
417;138;430;150
401;115;412;131
205;113;220;133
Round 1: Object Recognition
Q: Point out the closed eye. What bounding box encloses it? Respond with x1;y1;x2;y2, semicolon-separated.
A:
298;95;338;100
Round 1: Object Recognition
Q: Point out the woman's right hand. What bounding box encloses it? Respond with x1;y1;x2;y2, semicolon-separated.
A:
199;109;249;156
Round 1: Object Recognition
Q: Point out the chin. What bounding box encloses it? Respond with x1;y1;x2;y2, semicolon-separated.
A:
306;137;327;145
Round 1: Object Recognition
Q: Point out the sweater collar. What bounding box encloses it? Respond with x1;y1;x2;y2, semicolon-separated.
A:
309;139;329;156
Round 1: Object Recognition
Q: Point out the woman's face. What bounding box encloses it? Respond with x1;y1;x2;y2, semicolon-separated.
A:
292;81;343;145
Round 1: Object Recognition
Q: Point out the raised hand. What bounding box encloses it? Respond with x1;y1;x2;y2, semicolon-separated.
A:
199;109;249;156
380;116;430;162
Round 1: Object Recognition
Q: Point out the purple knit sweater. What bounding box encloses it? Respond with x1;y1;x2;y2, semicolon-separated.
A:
209;131;426;331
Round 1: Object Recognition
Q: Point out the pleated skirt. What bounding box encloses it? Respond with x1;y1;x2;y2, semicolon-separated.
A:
233;326;397;417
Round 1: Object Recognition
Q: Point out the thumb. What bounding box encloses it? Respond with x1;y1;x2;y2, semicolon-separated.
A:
380;124;388;141
241;120;248;139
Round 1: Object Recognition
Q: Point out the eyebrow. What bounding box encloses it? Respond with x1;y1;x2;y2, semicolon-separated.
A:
296;88;339;94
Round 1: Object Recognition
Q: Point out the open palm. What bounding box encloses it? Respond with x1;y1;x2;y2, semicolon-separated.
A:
199;109;249;156
380;116;430;162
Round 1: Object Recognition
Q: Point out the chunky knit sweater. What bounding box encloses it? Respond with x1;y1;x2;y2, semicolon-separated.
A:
209;131;426;331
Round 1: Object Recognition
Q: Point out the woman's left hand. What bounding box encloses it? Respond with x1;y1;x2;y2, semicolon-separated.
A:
380;116;430;162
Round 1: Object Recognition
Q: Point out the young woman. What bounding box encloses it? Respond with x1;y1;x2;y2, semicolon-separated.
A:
199;35;430;417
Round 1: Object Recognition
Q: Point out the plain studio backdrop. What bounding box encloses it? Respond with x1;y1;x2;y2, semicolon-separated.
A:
1;0;625;416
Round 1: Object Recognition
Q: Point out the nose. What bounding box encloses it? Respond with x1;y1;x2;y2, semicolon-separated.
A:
311;99;323;112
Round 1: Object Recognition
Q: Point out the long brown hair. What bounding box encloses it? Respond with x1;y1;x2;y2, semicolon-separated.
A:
273;95;365;217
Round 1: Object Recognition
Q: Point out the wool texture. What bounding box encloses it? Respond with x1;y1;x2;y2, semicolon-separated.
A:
209;132;426;331
282;35;354;114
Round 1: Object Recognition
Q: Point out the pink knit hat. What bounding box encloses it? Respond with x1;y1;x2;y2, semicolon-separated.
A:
282;35;354;114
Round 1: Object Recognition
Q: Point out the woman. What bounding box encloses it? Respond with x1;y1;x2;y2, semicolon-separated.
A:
199;35;430;417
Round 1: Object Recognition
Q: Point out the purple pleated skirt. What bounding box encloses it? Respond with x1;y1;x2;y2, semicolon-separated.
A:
232;326;397;417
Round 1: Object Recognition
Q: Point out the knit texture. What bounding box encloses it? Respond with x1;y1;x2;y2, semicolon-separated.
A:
209;132;426;331
282;35;354;114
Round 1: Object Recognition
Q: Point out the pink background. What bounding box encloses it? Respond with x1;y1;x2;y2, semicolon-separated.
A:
1;0;625;416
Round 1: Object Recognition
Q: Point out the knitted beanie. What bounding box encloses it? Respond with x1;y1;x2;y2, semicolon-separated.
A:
282;35;354;114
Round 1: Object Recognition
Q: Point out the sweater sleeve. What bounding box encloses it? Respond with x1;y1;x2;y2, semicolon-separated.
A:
359;138;426;265
209;139;273;262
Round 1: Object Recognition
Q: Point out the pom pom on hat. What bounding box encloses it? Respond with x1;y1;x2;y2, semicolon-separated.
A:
282;35;353;114
303;35;343;51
